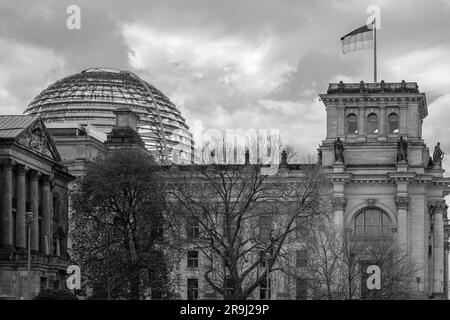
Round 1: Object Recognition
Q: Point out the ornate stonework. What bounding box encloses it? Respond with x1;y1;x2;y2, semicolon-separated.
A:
332;197;347;210
16;120;54;159
430;200;447;215
395;196;410;210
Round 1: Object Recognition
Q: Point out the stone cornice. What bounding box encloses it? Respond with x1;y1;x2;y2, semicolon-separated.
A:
320;95;425;104
326;81;420;94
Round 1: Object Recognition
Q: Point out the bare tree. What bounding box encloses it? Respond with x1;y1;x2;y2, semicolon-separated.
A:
287;216;421;300
167;155;331;299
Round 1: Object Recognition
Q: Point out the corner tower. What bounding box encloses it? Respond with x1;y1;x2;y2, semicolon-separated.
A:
319;81;450;299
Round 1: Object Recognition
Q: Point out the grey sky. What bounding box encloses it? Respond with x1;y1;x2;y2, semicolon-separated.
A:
0;0;449;168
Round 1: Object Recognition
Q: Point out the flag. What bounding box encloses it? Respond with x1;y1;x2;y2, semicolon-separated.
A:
341;22;374;54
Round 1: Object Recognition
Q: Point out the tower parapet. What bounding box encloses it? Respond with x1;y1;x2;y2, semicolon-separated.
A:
319;81;428;168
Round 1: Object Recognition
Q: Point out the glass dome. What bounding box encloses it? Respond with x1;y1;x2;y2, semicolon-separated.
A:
24;67;194;163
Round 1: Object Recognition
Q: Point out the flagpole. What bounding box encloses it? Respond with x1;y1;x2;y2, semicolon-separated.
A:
373;19;377;82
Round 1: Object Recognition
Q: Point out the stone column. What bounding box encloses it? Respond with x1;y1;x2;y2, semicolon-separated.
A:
1;159;14;248
357;105;366;139
332;197;346;229
379;105;386;140
395;196;409;251
49;180;55;255
399;98;408;136
444;241;449;299
15;164;27;250
432;201;446;298
29;170;40;252
41;175;51;255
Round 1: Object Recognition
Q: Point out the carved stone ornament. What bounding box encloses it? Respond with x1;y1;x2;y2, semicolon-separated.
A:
430;200;447;215
16;120;54;159
395;196;410;210
332;197;347;210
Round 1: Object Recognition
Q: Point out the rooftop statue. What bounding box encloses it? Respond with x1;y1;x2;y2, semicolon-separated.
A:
397;136;408;163
433;142;445;168
334;138;344;163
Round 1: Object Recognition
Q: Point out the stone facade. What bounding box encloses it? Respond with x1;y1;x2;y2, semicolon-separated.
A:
174;81;450;300
0;115;74;299
319;81;450;299
22;80;449;300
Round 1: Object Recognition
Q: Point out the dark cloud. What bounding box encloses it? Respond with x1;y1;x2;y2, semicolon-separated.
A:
0;0;449;157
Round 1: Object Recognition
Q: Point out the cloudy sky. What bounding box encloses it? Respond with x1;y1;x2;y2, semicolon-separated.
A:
1;0;450;167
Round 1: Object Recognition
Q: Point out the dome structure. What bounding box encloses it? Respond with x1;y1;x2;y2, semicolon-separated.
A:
24;67;194;163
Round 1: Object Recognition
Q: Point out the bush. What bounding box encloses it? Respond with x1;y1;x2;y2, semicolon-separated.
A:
33;289;79;300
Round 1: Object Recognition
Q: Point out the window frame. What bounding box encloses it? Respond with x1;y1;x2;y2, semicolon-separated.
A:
187;250;199;268
346;113;358;135
388;113;399;134
366;113;379;135
187;278;199;300
353;208;392;238
259;278;271;300
186;216;200;239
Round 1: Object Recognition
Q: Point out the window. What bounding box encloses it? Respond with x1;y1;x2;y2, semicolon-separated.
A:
259;278;271;300
187;217;200;239
346;114;358;134
259;250;265;267
225;276;236;297
388;113;399;134
259;250;271;267
187;250;199;268
296;278;308;300
296;215;309;238
259;216;271;241
296;249;308;267
187;278;199;300
354;208;391;237
40;277;48;291
367;113;379;134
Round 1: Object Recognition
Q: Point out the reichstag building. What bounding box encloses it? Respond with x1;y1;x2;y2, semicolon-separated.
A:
0;68;448;299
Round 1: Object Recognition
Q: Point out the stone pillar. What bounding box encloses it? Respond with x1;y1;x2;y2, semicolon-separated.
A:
332;197;346;229
444;241;449;299
395;196;409;251
49;180;55;255
15;164;27;250
399;98;408;136
357;106;366;139
41;175;51;255
1;160;14;248
432;201;446;298
29;170;40;252
378;105;386;140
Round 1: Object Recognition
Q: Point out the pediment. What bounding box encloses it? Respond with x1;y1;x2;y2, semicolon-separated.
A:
15;119;61;161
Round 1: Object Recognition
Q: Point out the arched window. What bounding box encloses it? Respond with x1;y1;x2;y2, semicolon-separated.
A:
354;208;391;237
367;113;378;134
346;114;358;134
388;113;399;134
